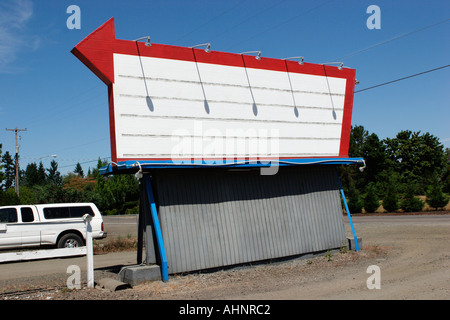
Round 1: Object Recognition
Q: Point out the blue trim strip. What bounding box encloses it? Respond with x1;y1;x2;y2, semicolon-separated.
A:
336;174;359;251
100;157;365;175
144;175;169;281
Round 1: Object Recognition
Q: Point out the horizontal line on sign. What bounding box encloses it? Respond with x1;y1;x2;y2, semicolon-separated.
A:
121;153;336;158
119;113;342;126
118;94;343;111
121;133;340;140
117;74;345;97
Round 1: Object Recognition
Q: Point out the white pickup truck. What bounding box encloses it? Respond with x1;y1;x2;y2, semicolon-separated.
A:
0;203;106;249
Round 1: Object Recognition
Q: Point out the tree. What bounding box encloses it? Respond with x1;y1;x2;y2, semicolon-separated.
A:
22;162;46;187
95;174;139;215
73;162;84;178
347;182;363;214
361;133;387;185
0;188;19;206
348;125;368;158
382;181;400;213
47;160;62;185
425;179;449;210
90;158;109;180
384;131;446;193
1;151;15;190
345;126;388;194
400;184;425;212
0;144;4;203
363;183;380;213
0;143;4;189
443;148;450;193
37;162;46;184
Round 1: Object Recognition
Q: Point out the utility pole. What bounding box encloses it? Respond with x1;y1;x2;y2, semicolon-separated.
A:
5;128;27;197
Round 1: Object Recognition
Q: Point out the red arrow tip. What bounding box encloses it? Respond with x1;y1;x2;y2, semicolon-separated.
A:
71;17;115;85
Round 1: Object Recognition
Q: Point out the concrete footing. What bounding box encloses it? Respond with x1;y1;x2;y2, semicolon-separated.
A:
96;278;131;291
347;237;362;250
119;264;162;286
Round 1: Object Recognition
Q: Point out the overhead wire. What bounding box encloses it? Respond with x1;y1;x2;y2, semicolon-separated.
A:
355;64;449;93
24;137;109;160
12;84;108;170
21;84;104;127
58;157;110;169
173;0;250;44
224;0;335;51
207;0;288;43
334;18;450;61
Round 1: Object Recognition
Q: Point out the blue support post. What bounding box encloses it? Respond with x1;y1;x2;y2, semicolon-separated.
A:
144;174;169;281
337;174;360;251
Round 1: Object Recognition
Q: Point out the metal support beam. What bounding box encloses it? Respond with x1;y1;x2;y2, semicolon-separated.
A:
137;180;157;265
337;174;359;251
143;174;169;281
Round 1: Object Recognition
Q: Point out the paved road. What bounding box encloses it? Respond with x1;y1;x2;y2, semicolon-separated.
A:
0;215;139;288
102;214;138;239
102;213;450;236
350;214;449;224
0;214;448;293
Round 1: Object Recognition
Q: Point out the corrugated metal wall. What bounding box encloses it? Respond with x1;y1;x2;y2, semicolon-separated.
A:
153;166;346;274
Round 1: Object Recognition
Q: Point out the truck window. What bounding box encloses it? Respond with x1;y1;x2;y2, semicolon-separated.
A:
0;208;18;223
43;207;70;219
21;207;34;222
43;206;94;219
70;206;95;218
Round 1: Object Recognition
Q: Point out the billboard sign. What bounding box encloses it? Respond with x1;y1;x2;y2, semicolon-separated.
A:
72;18;357;168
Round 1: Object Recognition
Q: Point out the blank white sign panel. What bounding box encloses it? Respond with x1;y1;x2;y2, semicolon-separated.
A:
113;54;348;162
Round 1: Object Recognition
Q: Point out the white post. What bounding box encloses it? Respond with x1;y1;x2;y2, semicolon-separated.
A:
83;214;94;288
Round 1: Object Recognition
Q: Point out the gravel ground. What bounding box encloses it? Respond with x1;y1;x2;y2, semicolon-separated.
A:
1;212;449;300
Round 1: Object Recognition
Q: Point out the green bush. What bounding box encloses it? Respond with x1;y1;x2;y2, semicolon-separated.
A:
383;192;399;213
363;183;380;213
0;188;19;206
383;184;400;213
400;184;424;212
400;196;424;212
347;184;363;213
426;183;449;210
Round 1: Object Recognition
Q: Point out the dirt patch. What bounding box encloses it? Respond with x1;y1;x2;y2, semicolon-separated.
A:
1;214;449;300
12;245;386;300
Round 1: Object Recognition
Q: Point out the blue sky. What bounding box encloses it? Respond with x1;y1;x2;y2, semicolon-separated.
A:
0;0;449;175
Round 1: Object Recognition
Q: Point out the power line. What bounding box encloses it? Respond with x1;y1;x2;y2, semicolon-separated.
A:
24;137;109;160
208;0;288;43
335;18;450;61
225;0;335;51
22;89;104;128
173;0;250;44
355;64;450;93
58;157;110;169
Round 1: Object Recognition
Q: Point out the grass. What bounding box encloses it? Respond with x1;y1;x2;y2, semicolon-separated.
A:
93;234;138;254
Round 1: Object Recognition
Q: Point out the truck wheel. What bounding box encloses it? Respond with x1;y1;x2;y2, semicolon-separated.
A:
57;233;84;248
